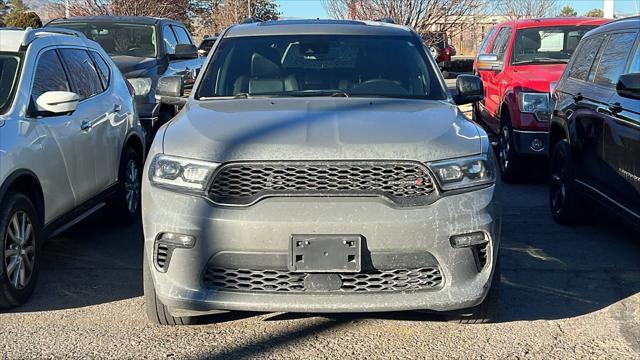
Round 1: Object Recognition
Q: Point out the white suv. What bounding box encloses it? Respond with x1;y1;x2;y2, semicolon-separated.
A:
0;27;145;308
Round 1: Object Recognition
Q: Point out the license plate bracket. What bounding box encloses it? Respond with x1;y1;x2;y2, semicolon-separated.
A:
289;235;362;273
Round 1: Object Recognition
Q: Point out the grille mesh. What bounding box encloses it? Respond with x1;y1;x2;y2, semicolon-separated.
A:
477;244;489;269
203;267;443;293
208;162;436;206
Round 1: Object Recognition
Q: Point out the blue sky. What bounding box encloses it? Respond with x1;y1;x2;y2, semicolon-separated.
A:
276;0;640;19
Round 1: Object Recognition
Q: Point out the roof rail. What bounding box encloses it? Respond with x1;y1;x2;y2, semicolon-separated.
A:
241;17;263;24
21;27;85;47
375;17;395;24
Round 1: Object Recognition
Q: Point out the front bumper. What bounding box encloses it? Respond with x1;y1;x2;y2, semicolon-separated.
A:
512;129;548;156
142;183;501;316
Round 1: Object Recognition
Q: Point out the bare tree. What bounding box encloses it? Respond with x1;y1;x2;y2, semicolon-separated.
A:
43;0;189;23
494;0;560;20
192;0;279;37
322;0;488;39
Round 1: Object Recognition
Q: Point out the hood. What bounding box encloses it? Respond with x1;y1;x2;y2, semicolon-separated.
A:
111;56;159;78
509;64;566;93
162;98;482;163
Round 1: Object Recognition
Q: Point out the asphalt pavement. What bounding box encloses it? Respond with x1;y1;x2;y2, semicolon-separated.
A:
0;84;638;359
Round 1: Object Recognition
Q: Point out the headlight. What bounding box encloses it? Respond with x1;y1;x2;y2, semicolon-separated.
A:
517;92;550;121
128;77;152;96
149;154;220;194
428;154;496;191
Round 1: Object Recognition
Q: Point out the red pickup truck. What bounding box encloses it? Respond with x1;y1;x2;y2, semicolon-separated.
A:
472;17;608;181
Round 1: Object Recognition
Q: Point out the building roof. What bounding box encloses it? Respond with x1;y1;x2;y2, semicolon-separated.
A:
224;19;414;38
495;17;610;30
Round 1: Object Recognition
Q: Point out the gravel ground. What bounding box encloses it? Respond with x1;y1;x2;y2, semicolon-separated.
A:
1;179;638;359
1;84;638;359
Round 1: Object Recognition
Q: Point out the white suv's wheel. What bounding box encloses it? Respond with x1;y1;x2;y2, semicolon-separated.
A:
108;147;142;225
0;192;41;309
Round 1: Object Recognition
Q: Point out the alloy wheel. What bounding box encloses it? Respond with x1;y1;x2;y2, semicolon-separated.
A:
125;159;141;215
499;126;510;172
550;152;567;216
3;211;35;290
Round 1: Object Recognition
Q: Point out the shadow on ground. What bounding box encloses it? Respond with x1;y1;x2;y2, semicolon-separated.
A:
7;210;144;313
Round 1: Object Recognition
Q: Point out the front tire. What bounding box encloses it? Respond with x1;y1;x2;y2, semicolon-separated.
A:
0;192;41;309
549;140;584;225
498;120;522;183
143;249;196;325
107;147;142;225
446;260;501;324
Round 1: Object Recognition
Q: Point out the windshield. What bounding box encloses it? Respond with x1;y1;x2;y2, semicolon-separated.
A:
511;26;597;65
0;54;20;115
54;23;158;58
196;35;446;100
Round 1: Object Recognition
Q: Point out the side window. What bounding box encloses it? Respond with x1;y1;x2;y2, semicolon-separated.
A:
163;25;178;54
31;50;71;103
568;36;604;82
629;41;640;73
593;32;638;87
59;49;103;99
490;27;512;61
173;26;193;45
89;51;111;90
478;27;496;55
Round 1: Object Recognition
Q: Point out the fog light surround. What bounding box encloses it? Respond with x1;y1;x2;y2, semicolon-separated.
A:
450;231;489;248
530;138;544;152
157;232;196;248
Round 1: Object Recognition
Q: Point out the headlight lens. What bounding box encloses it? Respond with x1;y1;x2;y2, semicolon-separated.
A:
517;92;550;121
128;77;152;96
149;154;220;194
428;154;496;191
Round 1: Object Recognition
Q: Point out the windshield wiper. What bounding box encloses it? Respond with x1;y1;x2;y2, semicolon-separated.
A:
512;58;569;65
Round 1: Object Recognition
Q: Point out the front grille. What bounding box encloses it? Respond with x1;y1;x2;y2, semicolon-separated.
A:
203;267;443;293
208;161;436;206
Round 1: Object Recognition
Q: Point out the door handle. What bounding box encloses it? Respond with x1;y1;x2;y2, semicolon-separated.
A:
113;104;122;113
608;102;622;114
572;93;583;103
80;120;93;131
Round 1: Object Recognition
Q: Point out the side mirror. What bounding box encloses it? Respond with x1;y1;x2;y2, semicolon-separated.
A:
171;44;198;60
616;73;640;100
35;91;79;115
476;54;503;72
453;74;484;105
156;76;187;106
198;49;209;57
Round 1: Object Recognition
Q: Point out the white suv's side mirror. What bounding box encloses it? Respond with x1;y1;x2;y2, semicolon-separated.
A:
35;91;79;115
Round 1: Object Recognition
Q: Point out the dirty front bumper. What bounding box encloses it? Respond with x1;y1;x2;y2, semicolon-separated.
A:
142;183;501;316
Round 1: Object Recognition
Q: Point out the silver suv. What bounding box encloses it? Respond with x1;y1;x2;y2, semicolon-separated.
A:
0;28;145;308
143;19;501;325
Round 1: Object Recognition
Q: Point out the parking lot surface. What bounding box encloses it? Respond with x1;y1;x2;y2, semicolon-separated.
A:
0;178;638;359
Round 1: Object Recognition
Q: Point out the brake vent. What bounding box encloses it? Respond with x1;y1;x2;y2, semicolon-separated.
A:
474;243;489;272
155;243;170;272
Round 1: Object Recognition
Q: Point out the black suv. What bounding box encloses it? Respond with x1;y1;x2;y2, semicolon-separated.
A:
48;16;204;142
549;16;639;230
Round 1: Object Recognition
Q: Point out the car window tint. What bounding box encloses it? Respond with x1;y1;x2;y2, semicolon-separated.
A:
568;35;604;81
593;32;638;87
89;51;111;90
478;27;496;55
173;26;193;45
163;25;178;54
630;41;640;73
490;27;511;61
31;50;71;103
59;49;103;99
